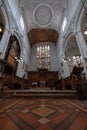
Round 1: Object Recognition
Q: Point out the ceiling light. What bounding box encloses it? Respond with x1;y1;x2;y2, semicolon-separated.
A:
0;28;2;32
84;30;87;35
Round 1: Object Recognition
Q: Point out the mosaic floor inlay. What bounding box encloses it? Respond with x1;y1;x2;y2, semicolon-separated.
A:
22;109;29;113
31;107;56;117
0;98;87;130
38;117;50;124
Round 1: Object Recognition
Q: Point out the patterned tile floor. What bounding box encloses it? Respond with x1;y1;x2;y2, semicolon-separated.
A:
0;98;87;130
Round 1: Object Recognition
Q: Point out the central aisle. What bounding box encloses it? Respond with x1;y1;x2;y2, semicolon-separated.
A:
0;98;87;130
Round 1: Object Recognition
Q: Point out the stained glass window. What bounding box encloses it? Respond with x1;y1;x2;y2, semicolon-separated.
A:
73;56;83;66
37;44;51;69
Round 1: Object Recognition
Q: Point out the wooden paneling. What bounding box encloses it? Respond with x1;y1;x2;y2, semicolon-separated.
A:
59;77;77;90
28;28;59;47
27;70;58;88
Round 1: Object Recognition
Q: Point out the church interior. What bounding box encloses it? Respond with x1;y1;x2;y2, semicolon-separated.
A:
0;0;87;129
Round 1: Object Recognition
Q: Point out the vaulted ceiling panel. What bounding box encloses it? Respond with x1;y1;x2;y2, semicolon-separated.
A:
28;28;59;46
20;0;67;32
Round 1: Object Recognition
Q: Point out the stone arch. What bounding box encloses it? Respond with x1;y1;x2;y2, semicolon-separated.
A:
73;0;87;61
74;0;87;34
64;33;83;74
0;1;14;59
11;30;23;49
65;33;81;58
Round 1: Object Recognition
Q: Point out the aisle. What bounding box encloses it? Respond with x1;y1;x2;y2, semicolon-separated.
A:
0;98;87;130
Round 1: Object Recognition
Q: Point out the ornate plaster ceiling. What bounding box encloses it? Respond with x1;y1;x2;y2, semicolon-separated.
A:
33;4;54;27
20;0;67;33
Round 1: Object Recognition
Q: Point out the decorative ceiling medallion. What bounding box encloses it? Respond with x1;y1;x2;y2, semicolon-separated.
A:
33;4;54;27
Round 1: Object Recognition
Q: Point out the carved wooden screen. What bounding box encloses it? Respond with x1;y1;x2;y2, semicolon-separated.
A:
6;35;20;68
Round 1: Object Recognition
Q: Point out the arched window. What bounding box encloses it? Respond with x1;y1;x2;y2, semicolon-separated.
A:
36;44;51;69
62;17;67;32
72;56;83;66
20;16;25;30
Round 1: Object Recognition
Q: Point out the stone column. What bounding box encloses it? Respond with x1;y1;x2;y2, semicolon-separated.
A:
0;28;11;59
76;31;87;77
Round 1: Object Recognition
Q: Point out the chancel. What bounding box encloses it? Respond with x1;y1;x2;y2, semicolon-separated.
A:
0;0;87;129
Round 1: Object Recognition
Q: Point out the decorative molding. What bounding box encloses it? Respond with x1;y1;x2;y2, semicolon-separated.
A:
33;3;54;27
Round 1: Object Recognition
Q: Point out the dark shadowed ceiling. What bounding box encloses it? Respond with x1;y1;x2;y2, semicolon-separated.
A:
28;28;59;46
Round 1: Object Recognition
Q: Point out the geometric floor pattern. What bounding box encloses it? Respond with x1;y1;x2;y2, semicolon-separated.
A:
31;107;56;117
0;98;87;130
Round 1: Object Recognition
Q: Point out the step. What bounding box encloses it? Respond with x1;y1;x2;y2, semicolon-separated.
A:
0;90;77;97
13;93;76;97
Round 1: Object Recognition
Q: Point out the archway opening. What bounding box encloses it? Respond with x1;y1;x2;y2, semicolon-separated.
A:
81;12;87;45
65;35;84;75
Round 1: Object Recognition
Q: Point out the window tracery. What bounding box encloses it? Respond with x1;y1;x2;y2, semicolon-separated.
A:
36;44;51;69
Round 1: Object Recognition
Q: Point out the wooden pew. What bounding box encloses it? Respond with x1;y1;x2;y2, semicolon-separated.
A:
0;72;31;90
60;76;78;90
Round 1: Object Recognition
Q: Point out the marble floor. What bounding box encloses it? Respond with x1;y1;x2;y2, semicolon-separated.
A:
0;98;87;130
